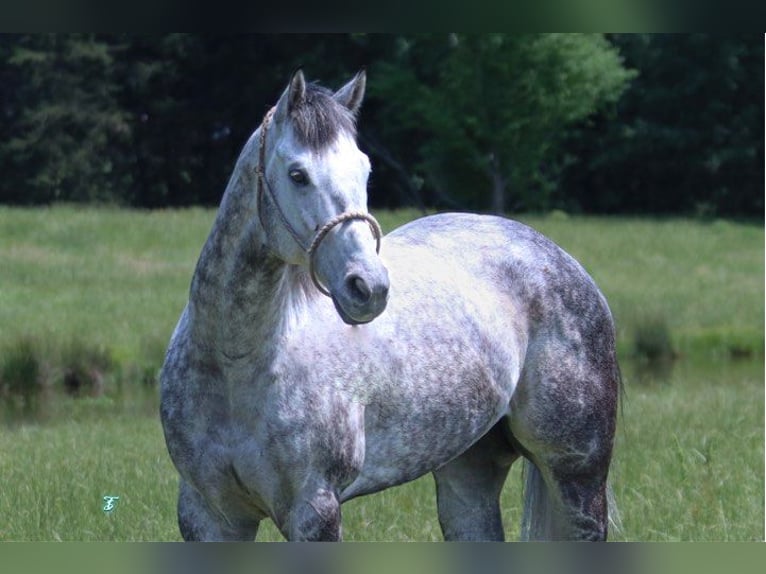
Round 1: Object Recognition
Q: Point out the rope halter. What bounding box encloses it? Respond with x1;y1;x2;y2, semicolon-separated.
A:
255;106;383;297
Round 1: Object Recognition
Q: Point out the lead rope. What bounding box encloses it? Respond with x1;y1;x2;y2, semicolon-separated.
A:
255;106;383;297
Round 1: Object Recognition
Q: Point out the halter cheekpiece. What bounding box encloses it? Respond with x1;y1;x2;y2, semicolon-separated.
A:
255;106;383;297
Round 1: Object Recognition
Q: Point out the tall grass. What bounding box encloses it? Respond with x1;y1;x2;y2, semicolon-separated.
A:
0;358;760;541
0;413;176;541
613;359;763;541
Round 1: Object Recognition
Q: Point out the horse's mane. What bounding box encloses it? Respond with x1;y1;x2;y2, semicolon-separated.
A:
289;82;357;151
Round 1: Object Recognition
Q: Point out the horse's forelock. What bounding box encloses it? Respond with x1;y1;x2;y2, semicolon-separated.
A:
288;83;357;151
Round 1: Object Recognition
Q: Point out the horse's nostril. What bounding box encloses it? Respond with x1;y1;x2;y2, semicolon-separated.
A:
347;275;372;304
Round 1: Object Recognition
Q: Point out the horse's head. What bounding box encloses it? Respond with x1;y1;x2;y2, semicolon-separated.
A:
256;70;389;325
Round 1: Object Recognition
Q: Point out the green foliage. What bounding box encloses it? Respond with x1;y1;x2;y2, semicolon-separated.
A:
561;34;764;216
1;337;43;398
0;34;130;204
0;336;46;420
371;34;635;212
632;313;677;362
58;339;114;397
0;34;761;215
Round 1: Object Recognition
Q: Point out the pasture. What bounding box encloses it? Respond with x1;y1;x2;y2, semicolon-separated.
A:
0;206;762;541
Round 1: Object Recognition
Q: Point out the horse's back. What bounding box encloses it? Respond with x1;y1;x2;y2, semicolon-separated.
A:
386;212;613;330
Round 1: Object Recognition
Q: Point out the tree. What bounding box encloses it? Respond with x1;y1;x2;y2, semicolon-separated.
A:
1;34;758;216
370;34;635;213
0;34;130;204
115;34;375;207
560;34;764;216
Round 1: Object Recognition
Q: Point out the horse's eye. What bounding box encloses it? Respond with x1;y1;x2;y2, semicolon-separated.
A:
289;169;309;186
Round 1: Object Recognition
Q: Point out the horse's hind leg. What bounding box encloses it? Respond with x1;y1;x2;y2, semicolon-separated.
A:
511;348;619;540
520;456;612;541
433;421;518;541
177;479;259;541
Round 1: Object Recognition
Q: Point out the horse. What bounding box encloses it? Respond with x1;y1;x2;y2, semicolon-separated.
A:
160;70;621;542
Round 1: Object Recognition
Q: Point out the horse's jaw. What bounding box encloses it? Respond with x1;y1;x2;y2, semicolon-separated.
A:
331;293;388;326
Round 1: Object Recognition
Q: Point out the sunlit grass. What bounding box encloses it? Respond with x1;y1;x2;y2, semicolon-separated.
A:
0;205;215;367
0;412;177;541
611;359;764;541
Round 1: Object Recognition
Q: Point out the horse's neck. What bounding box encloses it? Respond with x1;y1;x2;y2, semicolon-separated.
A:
186;131;308;359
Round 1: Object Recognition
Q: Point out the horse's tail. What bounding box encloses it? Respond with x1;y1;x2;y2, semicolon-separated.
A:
606;479;622;538
519;459;622;540
519;459;552;540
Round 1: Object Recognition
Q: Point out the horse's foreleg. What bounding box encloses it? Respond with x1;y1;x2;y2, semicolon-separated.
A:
283;486;342;541
433;422;517;541
177;479;259;541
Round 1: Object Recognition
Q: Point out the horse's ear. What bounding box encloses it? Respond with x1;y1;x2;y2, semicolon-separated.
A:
333;70;366;116
274;69;306;121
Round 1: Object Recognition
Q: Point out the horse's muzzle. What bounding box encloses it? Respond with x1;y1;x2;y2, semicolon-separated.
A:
331;269;389;325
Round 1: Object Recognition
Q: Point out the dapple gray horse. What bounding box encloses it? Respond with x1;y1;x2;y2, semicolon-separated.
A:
160;70;620;541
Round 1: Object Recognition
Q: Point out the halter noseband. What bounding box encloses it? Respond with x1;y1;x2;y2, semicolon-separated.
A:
255;106;383;297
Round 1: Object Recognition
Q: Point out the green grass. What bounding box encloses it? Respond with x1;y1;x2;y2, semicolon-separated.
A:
0;409;174;541
1;358;761;541
612;359;763;541
0;205;215;367
0;205;763;541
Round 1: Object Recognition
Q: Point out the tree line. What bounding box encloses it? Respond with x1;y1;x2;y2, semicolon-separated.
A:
0;34;762;216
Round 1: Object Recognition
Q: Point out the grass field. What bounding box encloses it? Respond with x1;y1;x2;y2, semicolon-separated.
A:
0;359;761;542
0;205;763;541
